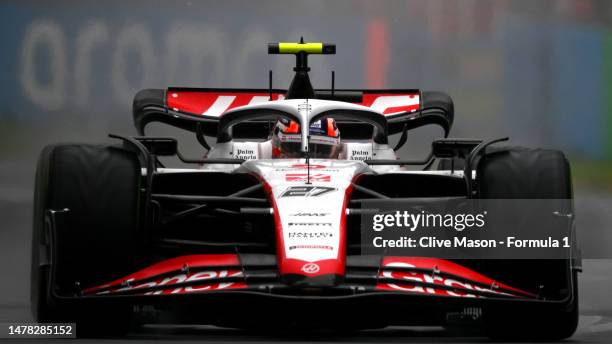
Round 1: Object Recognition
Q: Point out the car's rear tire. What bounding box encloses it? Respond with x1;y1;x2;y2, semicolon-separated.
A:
476;146;578;340
31;144;142;337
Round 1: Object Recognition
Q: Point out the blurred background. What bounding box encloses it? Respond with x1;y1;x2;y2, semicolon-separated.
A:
0;0;611;336
2;0;612;188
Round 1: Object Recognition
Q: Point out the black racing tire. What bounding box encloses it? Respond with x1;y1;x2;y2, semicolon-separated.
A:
31;144;142;337
476;146;578;341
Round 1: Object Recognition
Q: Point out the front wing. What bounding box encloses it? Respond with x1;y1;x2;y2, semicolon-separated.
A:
83;254;535;299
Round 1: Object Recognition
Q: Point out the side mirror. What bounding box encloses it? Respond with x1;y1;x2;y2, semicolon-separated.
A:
134;137;178;156
432;138;482;159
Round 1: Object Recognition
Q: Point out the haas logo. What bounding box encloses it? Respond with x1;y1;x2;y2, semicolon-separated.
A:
286;173;330;182
301;263;320;274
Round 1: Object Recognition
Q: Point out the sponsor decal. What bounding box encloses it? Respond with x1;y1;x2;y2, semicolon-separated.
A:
309;135;340;145
276;131;302;143
275;167;340;172
280;186;336;198
377;262;511;298
94;270;245;296
301;263;320;274
289;244;334;250
349;148;373;161
285;173;330;182
288;232;333;239
297;103;312;112
291;163;326;169
288;222;332;227
290;212;330;217
234;148;257;160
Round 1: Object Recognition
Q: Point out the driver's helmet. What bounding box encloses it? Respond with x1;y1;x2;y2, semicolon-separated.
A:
271;117;341;158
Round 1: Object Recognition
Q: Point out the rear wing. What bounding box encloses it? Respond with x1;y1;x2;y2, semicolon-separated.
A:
133;88;453;140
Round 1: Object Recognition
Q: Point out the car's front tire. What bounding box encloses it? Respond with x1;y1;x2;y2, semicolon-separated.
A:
477;146;578;340
31;144;142;337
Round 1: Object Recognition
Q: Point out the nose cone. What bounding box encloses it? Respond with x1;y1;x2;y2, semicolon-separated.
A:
242;159;366;286
276;258;346;287
282;273;343;288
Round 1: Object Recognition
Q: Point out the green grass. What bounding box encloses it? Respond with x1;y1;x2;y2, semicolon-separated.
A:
0;121;37;156
571;160;612;192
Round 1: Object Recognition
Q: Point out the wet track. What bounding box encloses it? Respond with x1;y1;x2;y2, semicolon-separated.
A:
0;306;611;343
1;164;611;343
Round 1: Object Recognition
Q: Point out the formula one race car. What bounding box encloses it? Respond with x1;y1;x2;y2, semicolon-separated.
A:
31;41;580;339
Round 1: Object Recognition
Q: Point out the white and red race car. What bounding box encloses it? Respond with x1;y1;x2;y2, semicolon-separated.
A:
31;41;579;339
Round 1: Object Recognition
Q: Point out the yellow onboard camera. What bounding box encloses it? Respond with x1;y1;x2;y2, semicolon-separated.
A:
268;41;335;55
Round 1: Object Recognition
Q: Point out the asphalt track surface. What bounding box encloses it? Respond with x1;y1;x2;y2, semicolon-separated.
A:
1;164;611;343
0;305;611;343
